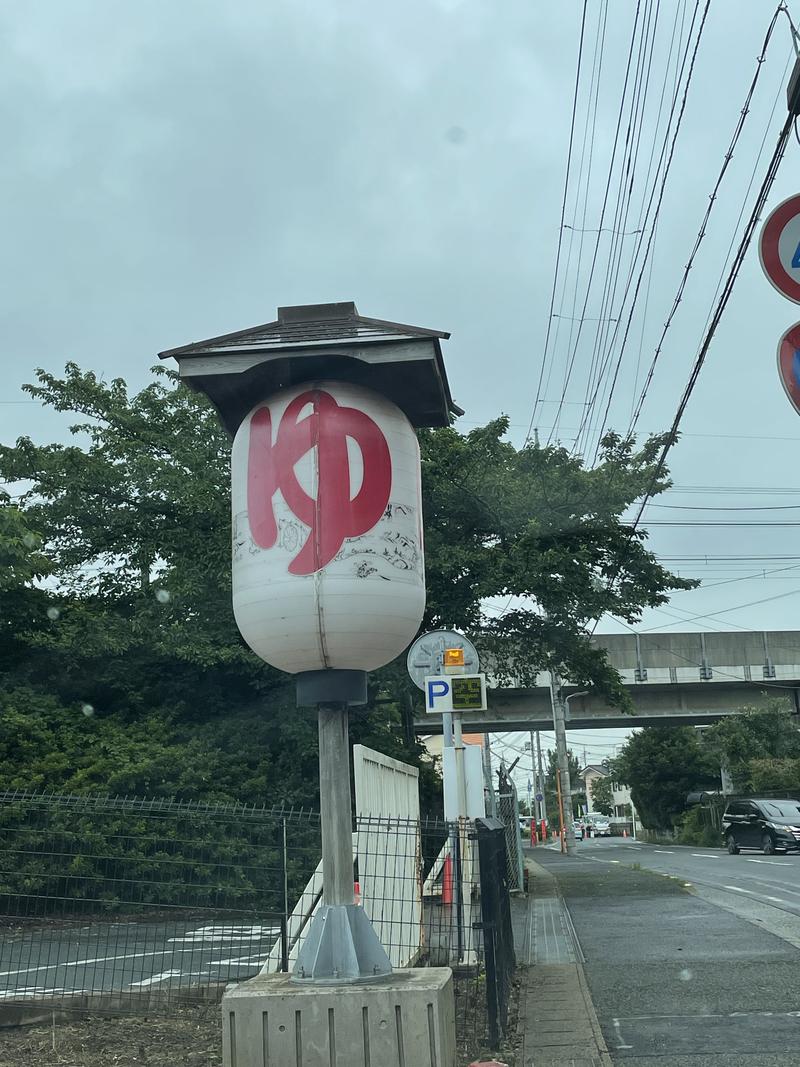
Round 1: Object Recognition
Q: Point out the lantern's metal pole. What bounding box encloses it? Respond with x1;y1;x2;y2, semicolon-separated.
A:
318;702;355;906
293;696;392;983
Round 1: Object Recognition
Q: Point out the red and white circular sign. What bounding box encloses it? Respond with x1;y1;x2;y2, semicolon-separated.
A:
759;194;800;303
777;322;800;416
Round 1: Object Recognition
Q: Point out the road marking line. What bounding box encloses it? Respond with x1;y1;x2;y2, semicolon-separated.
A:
626;846;642;850
654;850;674;854
691;854;719;859
209;955;270;968
766;896;788;903
745;859;792;866
128;970;183;989
734;876;800;899
0;949;173;980
0;987;77;999
724;885;750;893
612;1018;633;1050
616;1011;800;1020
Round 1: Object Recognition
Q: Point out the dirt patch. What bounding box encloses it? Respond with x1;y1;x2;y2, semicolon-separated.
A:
0;981;514;1066
0;1005;222;1066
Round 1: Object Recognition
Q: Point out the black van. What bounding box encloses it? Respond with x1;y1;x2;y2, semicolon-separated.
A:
722;798;800;855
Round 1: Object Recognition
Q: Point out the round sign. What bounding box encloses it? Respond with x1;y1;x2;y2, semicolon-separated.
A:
535;793;544;802
759;194;800;303
777;322;800;415
406;629;480;691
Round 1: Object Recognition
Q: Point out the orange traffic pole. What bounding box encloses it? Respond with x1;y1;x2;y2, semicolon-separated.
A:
441;853;453;905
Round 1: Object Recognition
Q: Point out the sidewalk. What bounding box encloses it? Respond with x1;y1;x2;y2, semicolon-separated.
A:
526;845;800;1066
510;854;613;1067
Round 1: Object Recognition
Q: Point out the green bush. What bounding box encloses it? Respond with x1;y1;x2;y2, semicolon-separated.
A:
674;807;721;848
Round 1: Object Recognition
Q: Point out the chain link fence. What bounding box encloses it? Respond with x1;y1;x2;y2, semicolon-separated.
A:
0;789;516;1055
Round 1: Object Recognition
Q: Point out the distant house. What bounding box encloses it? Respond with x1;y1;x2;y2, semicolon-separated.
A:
581;764;639;824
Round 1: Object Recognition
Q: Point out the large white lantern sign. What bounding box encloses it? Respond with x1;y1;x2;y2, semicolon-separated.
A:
162;302;456;985
231;380;425;675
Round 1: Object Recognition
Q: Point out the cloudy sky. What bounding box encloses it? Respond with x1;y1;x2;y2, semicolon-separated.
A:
3;1;800;769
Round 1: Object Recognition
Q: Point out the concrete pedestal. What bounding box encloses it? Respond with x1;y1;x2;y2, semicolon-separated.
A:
222;968;456;1067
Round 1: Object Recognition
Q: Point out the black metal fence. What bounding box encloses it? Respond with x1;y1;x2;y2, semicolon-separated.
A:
476;817;516;1047
0;790;516;1055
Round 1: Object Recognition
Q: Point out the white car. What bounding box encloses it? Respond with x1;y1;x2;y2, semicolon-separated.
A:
591;818;612;836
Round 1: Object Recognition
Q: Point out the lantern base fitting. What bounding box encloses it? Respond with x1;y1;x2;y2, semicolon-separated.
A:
292;904;392;984
295;669;367;707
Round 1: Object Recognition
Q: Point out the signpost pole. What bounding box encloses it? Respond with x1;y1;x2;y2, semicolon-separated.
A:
452;710;469;820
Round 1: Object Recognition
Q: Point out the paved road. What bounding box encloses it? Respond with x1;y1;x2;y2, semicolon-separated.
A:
576;835;800;917
533;838;800;1066
0;919;280;1001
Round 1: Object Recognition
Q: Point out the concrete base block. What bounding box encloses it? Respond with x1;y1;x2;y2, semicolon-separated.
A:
222;967;456;1067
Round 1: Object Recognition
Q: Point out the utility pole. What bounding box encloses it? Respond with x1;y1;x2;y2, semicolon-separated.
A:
550;670;576;856
528;728;536;818
536;730;548;832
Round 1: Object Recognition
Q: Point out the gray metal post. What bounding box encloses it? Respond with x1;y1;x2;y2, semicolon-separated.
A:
293;701;392;983
482;732;496;817
318;703;355;906
452;711;469;820
550;671;576;856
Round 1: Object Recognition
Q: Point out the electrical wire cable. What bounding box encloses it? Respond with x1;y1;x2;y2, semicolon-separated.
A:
545;2;648;446
593;60;796;635
626;4;788;440
572;0;709;455
527;1;590;443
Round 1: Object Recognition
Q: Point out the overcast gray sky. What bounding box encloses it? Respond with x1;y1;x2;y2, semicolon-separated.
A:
3;2;800;770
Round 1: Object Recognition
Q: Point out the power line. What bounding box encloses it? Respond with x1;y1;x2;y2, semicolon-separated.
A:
540;1;609;434
626;3;787;439
643;520;800;527
594;37;796;634
646;502;800;511
579;0;705;457
577;0;665;443
545;1;649;445
528;0;590;442
638;586;800;629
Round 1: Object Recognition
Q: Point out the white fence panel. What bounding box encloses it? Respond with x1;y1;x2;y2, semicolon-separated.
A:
353;745;422;968
353;745;420;822
262;745;424;973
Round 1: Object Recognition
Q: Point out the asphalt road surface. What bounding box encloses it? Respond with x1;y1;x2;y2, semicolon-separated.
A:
535;836;800;1066
0;919;280;1001
582;834;800;916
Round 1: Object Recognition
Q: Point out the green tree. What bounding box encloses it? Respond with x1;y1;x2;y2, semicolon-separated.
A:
0;364;691;807
703;701;800;794
419;420;694;706
613;727;719;831
590;775;614;816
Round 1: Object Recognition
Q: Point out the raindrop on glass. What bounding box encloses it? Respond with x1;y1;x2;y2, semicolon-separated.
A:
81;703;94;717
678;968;693;982
46;607;60;621
22;533;37;549
155;589;171;604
